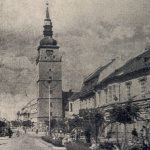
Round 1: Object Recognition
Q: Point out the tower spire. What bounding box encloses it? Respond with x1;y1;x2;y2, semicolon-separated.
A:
39;3;57;46
46;3;50;20
43;3;53;37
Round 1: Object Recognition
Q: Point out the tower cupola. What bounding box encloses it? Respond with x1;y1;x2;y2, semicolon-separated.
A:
40;3;57;46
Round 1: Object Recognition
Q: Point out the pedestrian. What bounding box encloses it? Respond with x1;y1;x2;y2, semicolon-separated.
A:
24;127;26;134
16;130;20;137
36;129;38;134
132;128;138;141
8;128;13;138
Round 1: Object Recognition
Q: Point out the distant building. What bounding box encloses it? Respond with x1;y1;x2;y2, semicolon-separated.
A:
19;104;30;122
67;92;80;118
62;89;74;118
18;99;37;126
30;99;38;128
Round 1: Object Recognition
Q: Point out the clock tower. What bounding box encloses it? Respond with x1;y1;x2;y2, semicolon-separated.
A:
36;4;62;130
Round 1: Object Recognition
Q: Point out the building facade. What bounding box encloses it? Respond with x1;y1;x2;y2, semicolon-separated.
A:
36;5;62;130
69;49;150;139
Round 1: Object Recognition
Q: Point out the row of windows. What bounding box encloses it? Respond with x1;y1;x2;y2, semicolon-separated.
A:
97;77;147;105
69;77;148;113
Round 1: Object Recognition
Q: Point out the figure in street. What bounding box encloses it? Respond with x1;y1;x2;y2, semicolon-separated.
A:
16;130;20;137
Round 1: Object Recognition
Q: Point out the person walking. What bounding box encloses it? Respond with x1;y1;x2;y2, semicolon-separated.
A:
8;128;13;138
16;130;20;137
24;127;26;134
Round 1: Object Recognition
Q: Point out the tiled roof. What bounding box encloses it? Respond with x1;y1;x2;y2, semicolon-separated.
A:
78;61;114;98
68;92;80;101
62;91;74;111
96;49;150;87
65;92;80;111
118;50;150;74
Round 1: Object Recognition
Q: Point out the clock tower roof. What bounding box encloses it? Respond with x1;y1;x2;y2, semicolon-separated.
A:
40;3;57;46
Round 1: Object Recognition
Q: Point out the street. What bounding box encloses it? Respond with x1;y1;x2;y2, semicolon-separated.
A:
0;130;56;150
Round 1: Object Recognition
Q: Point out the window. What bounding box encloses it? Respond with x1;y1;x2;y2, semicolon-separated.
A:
70;103;73;112
112;85;118;101
49;76;52;79
139;77;147;98
98;91;101;106
104;88;107;103
49;68;51;72
50;112;52;116
50;102;52;107
125;81;132;99
108;86;112;102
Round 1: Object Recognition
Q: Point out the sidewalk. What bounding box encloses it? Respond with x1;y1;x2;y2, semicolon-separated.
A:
0;137;9;140
0;136;9;146
26;131;66;150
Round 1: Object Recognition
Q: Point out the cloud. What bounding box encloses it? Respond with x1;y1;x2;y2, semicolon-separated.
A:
1;0;150;119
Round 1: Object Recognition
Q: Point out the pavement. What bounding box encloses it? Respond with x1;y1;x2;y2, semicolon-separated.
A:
0;129;66;150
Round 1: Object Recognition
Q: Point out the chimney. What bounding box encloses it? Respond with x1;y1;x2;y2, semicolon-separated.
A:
69;89;72;93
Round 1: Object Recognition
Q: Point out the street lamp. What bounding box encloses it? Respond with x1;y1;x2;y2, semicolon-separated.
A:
48;78;52;135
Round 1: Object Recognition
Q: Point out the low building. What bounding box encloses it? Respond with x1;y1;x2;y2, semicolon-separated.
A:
18;99;37;128
30;99;38;128
62;90;74;118
66;92;80;118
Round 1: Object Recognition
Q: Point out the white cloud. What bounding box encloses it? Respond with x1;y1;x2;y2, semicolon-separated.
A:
1;0;150;119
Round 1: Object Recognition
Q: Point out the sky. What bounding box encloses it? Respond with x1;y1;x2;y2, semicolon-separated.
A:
1;0;150;120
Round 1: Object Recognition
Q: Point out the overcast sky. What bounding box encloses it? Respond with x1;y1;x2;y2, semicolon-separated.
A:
1;0;150;120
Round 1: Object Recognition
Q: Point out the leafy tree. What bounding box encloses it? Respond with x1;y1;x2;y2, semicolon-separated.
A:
22;120;31;127
79;108;104;144
11;120;21;127
0;121;6;128
68;116;84;132
0;121;7;136
109;101;140;149
50;118;57;129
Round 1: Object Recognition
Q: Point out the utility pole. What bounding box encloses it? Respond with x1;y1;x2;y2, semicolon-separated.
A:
48;79;52;135
49;84;51;135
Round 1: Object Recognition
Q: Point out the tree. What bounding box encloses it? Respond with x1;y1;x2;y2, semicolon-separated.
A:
50;118;57;129
11;120;21;127
68;116;84;132
79;108;104;144
22;120;31;127
0;121;7;136
109;101;140;149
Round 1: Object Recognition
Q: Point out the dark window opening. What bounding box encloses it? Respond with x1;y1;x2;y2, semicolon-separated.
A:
50;112;52;116
50;102;52;107
70;103;73;112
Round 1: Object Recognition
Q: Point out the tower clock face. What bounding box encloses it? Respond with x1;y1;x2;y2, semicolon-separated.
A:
46;50;53;57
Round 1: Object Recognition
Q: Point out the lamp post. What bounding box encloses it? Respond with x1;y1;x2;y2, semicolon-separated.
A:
48;79;52;135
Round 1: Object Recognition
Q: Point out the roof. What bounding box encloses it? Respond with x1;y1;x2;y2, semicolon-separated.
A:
84;60;115;83
62;91;74;111
78;60;114;98
96;49;150;88
64;92;80;111
118;50;150;74
68;92;80;101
